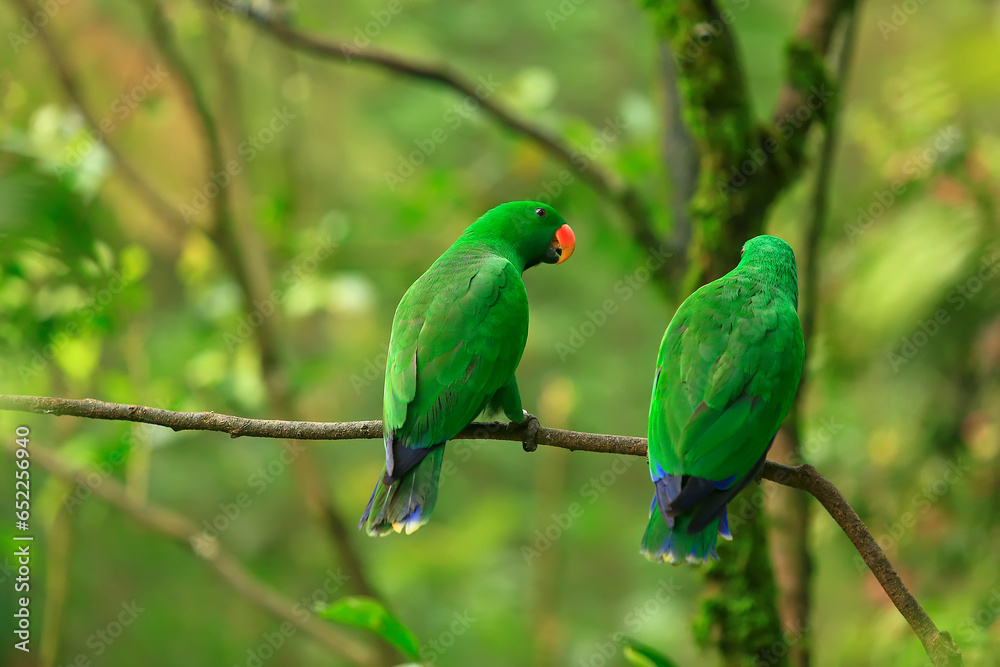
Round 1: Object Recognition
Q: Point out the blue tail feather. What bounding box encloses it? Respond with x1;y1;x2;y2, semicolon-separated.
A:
360;445;444;536
643;466;744;564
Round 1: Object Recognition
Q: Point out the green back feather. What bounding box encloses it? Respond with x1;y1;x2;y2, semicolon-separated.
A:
363;202;572;535
384;202;569;449
383;248;528;447
649;235;804;483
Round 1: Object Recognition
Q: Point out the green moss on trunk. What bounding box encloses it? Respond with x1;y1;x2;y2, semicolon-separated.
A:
693;486;788;667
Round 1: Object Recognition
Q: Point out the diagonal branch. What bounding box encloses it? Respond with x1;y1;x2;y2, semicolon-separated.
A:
207;0;667;282
766;463;962;666
0;392;966;666
6;440;379;666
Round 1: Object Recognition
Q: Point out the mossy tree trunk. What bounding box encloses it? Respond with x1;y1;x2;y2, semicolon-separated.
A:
640;1;857;664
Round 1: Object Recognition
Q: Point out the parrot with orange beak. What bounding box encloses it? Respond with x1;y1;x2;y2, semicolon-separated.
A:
361;201;576;535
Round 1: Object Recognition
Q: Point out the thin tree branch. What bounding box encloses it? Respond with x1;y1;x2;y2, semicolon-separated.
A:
142;0;234;244
767;8;862;664
0;393;966;665
659;45;699;263
207;0;668;284
40;496;72;667
141;1;388;620
800;5;858;350
644;0;759;288
5;441;379;666
0;394;645;454
765;463;962;666
772;0;850;124
645;0;855;291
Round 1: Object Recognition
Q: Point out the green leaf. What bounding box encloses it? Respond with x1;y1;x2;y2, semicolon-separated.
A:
316;596;421;660
622;638;678;667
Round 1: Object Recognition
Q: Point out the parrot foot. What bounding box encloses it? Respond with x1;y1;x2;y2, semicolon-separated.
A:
521;410;540;453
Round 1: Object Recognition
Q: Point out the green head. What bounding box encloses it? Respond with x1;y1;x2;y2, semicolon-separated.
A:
737;235;799;306
463;201;576;271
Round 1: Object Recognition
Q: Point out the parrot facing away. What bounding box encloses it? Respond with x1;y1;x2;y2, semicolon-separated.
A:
360;201;576;536
642;235;804;564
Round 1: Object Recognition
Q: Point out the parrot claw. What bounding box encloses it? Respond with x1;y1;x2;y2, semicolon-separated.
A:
521;410;540;453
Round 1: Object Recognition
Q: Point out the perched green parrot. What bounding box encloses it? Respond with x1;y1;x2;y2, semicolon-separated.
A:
641;235;804;564
360;201;576;536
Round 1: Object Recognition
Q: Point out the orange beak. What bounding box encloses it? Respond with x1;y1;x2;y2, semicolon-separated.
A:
552;224;576;265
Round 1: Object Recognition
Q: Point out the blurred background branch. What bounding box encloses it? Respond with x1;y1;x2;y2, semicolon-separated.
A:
0;392;964;665
767;4;860;664
9;0;189;231
207;0;674;287
139;3;392;648
7;438;381;666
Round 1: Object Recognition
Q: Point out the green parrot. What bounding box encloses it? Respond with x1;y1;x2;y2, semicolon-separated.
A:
360;201;576;536
641;235;804;564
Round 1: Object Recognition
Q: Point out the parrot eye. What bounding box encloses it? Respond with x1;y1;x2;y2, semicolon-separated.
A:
535;208;546;218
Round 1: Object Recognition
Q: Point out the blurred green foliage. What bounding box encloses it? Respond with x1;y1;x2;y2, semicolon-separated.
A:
1;0;999;666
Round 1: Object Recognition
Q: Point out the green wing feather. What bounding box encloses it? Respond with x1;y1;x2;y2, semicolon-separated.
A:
649;277;803;482
386;249;527;447
363;247;528;534
644;257;804;563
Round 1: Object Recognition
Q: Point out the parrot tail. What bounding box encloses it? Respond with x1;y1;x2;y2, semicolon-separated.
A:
359;445;445;536
640;498;732;565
